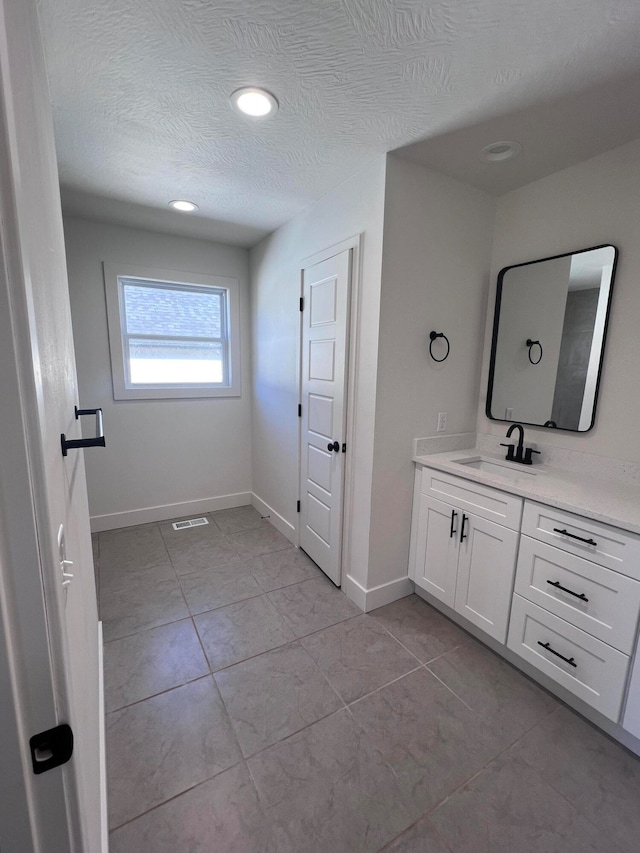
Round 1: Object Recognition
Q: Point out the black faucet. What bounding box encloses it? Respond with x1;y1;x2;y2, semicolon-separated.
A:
501;424;540;465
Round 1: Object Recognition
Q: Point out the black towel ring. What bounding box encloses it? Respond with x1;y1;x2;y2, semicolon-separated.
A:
429;331;450;363
526;338;543;365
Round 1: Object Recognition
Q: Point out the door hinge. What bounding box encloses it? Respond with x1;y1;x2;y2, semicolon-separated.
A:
299;297;304;312
29;723;74;775
297;500;301;513
298;404;302;417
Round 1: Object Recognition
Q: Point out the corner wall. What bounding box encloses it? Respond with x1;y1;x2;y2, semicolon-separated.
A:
368;155;496;593
477;137;640;462
64;218;252;529
249;156;387;588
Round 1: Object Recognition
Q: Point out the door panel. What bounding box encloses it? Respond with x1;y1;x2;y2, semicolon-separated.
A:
413;496;458;608
0;0;102;849
299;250;351;584
455;514;519;642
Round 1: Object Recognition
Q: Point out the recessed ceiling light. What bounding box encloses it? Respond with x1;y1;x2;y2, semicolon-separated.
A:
230;87;278;118
169;200;198;212
480;141;522;163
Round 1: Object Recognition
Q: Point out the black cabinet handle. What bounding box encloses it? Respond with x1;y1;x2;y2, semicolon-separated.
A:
449;509;457;538
546;580;589;603
327;441;340;453
460;513;468;542
553;528;597;547
537;640;577;668
61;406;106;457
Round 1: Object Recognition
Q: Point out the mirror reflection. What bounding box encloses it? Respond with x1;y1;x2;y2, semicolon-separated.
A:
487;245;617;432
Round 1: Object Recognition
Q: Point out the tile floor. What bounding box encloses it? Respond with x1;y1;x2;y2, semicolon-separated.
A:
95;507;640;852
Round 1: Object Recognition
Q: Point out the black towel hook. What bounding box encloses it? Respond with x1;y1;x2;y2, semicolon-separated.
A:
429;331;450;362
526;338;543;365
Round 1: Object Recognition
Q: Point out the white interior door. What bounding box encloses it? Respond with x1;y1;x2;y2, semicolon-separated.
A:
299;249;351;585
0;0;103;850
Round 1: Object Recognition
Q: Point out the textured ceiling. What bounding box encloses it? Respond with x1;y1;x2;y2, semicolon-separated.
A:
36;0;640;246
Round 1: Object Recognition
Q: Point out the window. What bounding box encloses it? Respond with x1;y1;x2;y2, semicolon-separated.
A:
104;263;241;399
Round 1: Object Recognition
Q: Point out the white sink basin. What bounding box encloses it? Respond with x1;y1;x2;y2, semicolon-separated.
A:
454;455;540;481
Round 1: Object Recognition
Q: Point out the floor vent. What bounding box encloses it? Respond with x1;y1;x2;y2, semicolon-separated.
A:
172;517;209;531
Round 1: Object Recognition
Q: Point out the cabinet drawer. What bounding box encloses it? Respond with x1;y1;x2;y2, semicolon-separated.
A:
522;501;640;579
420;468;522;531
507;595;629;721
514;536;640;653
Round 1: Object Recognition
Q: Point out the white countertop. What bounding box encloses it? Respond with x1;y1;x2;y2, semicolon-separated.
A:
413;448;640;536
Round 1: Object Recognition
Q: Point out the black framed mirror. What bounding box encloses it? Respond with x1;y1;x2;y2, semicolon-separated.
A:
486;244;618;432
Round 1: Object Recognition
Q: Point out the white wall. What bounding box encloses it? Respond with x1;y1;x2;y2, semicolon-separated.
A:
477;137;640;462
368;155;496;590
250;157;387;590
64;218;252;528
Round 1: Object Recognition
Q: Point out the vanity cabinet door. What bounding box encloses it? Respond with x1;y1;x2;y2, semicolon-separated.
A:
411;495;459;608
455;513;519;643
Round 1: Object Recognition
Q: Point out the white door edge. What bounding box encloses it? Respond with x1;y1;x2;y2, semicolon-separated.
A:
297;234;363;587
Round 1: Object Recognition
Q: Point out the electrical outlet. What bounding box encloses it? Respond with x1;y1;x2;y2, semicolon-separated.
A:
437;412;447;433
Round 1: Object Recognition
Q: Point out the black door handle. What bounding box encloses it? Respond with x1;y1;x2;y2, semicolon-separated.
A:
327;441;340;453
460;513;468;542
449;509;457;538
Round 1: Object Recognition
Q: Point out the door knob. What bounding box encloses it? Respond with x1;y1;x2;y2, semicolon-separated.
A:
327;441;340;453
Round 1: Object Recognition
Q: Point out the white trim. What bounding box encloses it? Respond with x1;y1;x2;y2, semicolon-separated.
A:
103;261;242;399
297;234;363;588
90;491;252;532
98;621;108;853
344;573;414;612
251;493;297;545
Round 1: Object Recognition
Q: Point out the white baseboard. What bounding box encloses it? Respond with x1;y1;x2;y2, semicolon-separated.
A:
344;574;413;613
90;492;252;532
251;493;296;545
98;621;108;853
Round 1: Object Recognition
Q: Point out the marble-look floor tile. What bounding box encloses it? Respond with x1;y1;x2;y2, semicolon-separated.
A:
166;535;241;575
267;576;361;638
215;642;342;757
349;668;508;818
510;706;640;853
104;619;209;712
100;524;168;572
428;638;557;743
301;615;420;704
382;817;452;852
430;751;624;853
109;762;275;853
211;505;265;535
106;676;241;828
250;547;321;592
101;576;189;642
371;595;470;663
225;524;291;559
180;566;262;616
99;558;176;597
248;709;415;853
194;595;294;671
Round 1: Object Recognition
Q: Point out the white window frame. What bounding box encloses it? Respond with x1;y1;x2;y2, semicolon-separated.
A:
103;262;241;399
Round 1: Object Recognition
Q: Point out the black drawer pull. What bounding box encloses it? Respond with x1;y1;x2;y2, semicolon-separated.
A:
460;513;468;542
553;527;597;547
537;640;577;668
449;510;457;539
546;580;589;603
